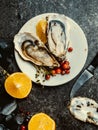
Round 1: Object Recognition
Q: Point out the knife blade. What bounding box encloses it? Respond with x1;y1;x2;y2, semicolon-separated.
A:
70;52;98;99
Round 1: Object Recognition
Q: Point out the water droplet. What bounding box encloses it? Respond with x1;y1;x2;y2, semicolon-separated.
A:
5;114;13;122
1;100;17;116
0;124;5;130
15;114;25;125
0;41;8;50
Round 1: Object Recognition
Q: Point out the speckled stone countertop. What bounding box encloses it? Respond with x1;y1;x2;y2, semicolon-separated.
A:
0;0;98;130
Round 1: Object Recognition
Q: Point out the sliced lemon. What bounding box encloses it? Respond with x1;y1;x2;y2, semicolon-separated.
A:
4;72;32;99
36;19;47;44
28;113;56;130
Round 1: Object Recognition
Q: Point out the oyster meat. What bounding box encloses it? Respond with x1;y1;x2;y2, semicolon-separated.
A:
46;14;70;61
69;97;98;125
14;32;59;67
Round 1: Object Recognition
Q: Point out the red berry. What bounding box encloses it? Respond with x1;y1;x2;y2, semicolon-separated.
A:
65;69;70;74
64;61;70;65
21;125;26;130
62;63;70;70
61;70;66;75
51;70;56;75
55;68;62;74
68;47;73;52
45;74;50;80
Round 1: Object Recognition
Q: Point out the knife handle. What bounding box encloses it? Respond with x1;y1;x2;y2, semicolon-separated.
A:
91;53;98;68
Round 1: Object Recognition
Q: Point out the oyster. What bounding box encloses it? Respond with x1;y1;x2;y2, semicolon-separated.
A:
46;14;70;61
69;97;98;125
14;32;59;67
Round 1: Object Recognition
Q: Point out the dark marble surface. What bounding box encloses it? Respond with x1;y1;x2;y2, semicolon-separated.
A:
0;0;98;130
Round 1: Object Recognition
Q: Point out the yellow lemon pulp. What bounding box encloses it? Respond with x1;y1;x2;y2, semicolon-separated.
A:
4;72;32;99
36;19;47;44
28;113;56;130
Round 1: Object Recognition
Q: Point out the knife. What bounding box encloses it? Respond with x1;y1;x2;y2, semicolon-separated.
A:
70;52;98;99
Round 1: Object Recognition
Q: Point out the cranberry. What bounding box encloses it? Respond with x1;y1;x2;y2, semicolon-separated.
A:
65;69;70;74
55;68;62;74
68;47;73;52
20;125;26;130
45;74;50;80
61;70;66;75
64;61;70;65
62;63;70;70
51;70;56;75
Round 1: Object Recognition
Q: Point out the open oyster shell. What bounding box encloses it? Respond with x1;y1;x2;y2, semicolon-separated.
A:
69;97;98;125
14;32;59;67
46;14;70;61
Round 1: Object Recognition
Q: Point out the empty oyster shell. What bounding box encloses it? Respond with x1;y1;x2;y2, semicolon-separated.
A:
46;14;70;61
14;32;59;67
69;97;98;125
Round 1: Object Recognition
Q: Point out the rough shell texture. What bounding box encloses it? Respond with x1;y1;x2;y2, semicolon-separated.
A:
69;97;98;125
14;32;59;67
47;14;70;61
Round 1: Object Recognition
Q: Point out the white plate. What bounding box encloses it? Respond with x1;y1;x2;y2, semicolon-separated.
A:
14;13;88;86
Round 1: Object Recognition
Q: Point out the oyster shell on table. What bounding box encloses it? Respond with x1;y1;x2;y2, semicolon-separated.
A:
46;14;70;61
14;32;59;67
69;97;98;126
